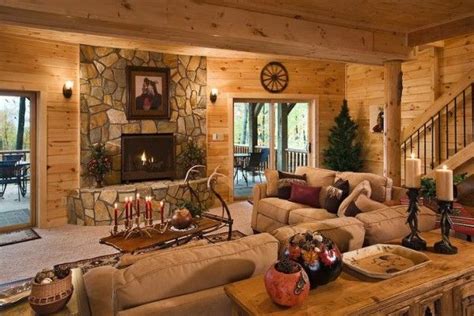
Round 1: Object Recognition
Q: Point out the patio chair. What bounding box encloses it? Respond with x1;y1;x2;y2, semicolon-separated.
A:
4;153;25;163
240;152;263;186
0;160;21;200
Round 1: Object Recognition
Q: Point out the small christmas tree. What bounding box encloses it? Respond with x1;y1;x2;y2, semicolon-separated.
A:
323;100;363;171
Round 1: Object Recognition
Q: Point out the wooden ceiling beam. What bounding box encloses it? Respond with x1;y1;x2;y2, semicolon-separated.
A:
408;16;474;47
0;0;410;65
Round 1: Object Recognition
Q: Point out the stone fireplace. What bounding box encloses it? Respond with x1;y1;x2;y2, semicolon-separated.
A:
121;133;175;182
79;45;207;186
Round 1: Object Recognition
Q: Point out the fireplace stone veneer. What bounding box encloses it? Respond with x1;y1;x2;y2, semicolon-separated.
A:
67;179;212;226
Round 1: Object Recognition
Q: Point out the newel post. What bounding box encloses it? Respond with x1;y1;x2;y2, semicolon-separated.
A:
384;60;403;186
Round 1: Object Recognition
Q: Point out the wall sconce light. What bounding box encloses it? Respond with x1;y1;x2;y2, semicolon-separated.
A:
63;80;74;98
210;88;218;103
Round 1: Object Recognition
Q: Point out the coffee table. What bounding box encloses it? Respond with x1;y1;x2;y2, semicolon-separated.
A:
224;231;474;315
99;217;221;253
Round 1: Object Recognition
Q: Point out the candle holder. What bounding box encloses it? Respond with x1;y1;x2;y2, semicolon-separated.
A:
402;188;427;250
125;216;152;239
434;200;458;255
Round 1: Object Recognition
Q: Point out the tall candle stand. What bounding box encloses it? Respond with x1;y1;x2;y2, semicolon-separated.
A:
402;188;427;250
434;200;458;254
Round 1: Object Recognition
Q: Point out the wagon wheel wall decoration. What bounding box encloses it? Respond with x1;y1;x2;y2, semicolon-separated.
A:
260;62;289;93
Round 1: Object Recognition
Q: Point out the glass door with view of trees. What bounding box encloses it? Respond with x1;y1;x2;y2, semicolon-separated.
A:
0;93;35;232
233;101;311;199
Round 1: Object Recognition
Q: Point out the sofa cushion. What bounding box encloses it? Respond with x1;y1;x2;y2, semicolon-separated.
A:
338;180;372;217
114;233;279;311
325;179;350;214
289;183;321;208
277;171;307;199
295;166;336;187
258;197;310;223
336;171;392;202
264;169;279;197
271;217;365;253
288;208;337;225
344;194;386;217
355;205;436;245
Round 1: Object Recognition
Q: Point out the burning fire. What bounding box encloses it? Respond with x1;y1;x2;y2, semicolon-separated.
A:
141;151;147;165
140;151;155;165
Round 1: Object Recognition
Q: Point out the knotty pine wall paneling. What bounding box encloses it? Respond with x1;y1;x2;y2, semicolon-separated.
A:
0;32;79;228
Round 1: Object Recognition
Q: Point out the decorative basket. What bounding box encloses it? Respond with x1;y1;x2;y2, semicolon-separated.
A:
28;271;73;315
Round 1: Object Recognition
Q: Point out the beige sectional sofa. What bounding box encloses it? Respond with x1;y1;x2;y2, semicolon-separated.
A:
252;166;437;246
83;233;279;316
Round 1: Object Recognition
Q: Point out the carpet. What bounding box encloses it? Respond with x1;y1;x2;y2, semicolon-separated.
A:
54;230;246;275
0;228;40;247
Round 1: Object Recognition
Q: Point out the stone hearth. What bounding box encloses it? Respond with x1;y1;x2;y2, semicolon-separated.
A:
67;179;212;226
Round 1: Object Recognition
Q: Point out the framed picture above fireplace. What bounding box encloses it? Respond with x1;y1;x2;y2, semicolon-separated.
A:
126;66;170;120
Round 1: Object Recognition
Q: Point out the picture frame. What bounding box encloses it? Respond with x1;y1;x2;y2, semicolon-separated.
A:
126;66;170;120
369;105;384;133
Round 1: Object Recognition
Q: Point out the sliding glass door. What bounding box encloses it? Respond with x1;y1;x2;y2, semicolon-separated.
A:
233;100;312;199
0;92;36;232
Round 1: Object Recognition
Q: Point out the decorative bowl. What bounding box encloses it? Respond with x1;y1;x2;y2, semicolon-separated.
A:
28;271;73;315
171;208;193;229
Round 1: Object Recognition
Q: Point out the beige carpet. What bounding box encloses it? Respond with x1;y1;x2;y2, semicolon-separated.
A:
0;201;253;284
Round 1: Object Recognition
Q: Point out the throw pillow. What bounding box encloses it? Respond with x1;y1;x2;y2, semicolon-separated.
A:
324;179;350;214
344;194;387;217
289;183;321;208
264;169;279;197
337;180;372;217
277;171;307;200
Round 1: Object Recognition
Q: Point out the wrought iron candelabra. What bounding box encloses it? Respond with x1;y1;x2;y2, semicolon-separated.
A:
434;200;458;255
402;188;427;250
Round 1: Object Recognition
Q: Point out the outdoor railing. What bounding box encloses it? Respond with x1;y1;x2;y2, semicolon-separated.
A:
0;149;30;162
285;148;308;173
233;144;308;172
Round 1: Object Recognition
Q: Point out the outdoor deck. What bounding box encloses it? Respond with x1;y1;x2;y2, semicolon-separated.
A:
0;185;30;228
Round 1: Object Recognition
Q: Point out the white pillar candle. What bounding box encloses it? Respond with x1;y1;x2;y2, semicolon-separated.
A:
405;153;421;188
435;165;453;201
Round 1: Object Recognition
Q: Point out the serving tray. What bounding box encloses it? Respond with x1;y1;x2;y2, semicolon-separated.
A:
343;244;431;279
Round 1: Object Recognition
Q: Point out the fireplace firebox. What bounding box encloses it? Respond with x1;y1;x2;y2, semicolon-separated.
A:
121;134;175;182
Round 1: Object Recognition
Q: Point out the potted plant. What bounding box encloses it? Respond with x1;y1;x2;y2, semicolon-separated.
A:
87;143;112;188
264;255;310;307
177;138;206;178
286;231;342;289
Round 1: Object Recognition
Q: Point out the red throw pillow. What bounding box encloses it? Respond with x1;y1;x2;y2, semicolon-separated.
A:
289;183;321;208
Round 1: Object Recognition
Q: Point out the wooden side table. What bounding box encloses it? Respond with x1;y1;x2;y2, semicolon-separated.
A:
224;231;474;315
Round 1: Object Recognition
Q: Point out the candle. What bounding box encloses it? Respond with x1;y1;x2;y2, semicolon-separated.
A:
149;197;153;220
114;203;118;226
129;196;134;220
160;200;164;224
136;193;140;217
405;153;422;188
436;165;454;201
124;197;129;220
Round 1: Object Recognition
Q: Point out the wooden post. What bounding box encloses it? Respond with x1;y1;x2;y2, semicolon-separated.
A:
384;61;403;186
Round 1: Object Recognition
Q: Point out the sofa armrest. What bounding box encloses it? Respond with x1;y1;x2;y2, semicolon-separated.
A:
251;183;267;229
391;186;407;201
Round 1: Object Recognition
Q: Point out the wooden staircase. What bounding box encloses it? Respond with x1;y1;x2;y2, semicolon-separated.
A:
401;69;474;178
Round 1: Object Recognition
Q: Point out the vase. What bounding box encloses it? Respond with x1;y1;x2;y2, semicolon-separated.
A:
95;175;104;188
171;208;193;229
264;262;310;307
286;236;343;289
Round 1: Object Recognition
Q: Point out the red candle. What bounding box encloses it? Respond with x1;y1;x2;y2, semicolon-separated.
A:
129;197;134;220
149;198;153;220
136;193;140;217
124;197;129;220
160;200;164;224
114;203;118;225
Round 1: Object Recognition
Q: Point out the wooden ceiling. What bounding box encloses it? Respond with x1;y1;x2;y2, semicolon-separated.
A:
201;0;474;33
0;0;472;65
